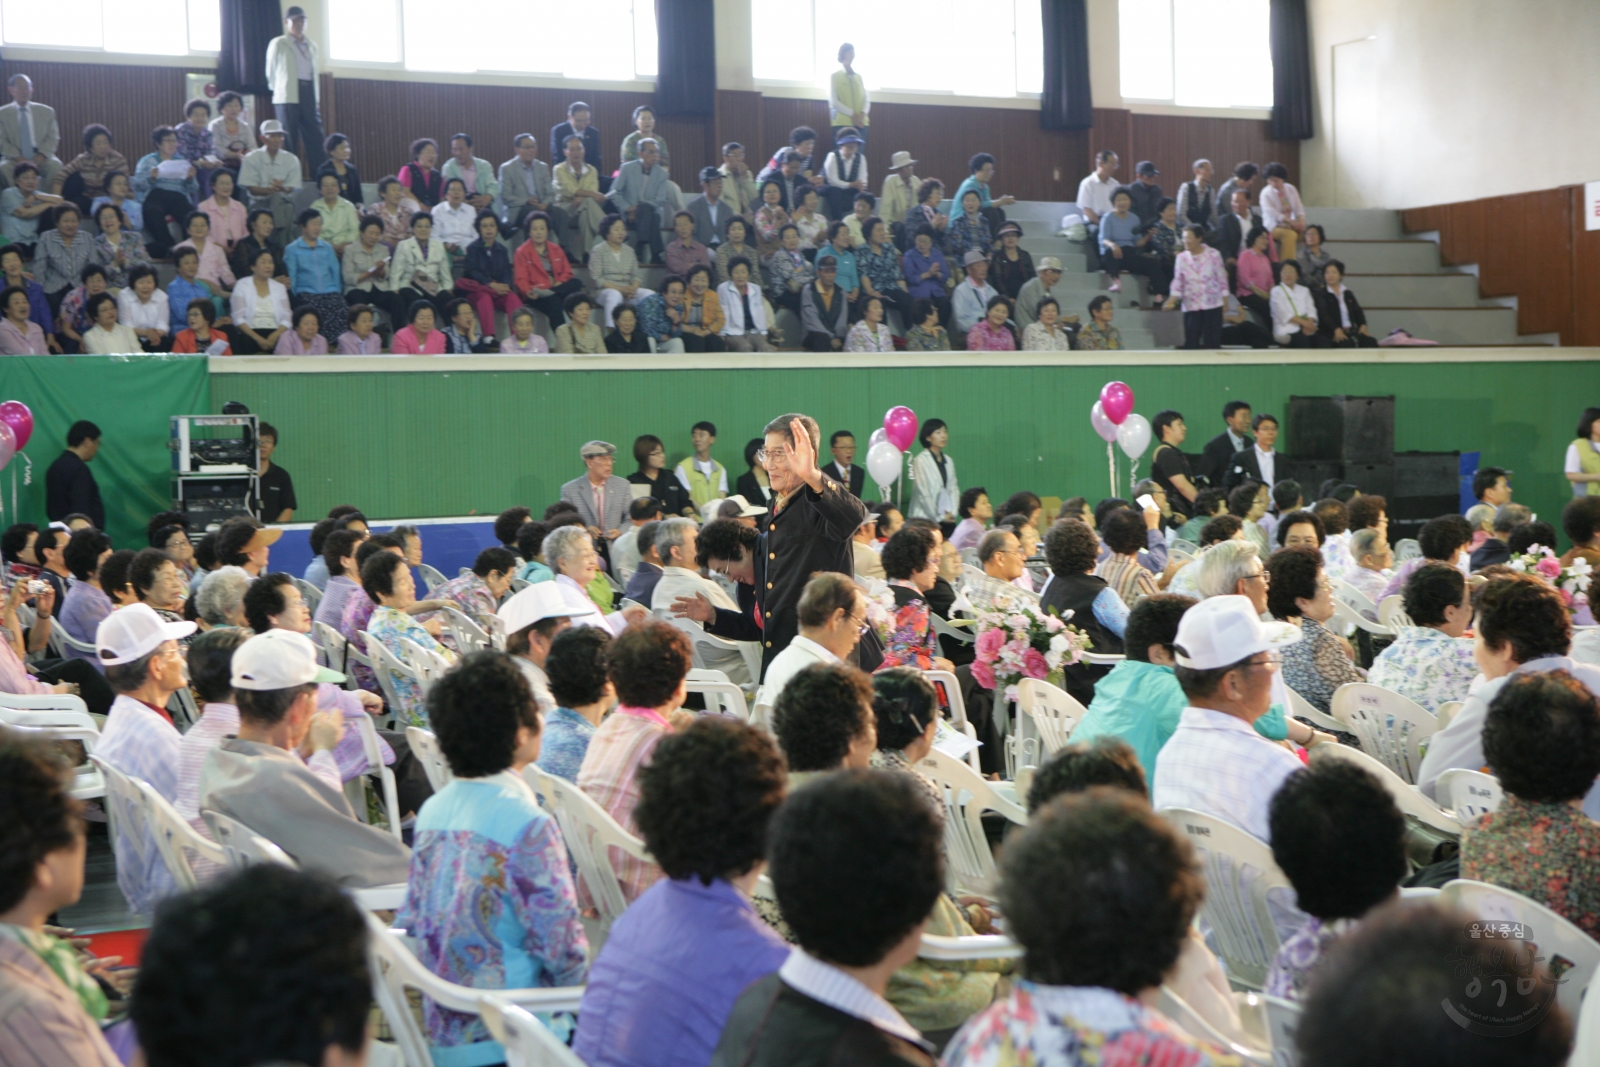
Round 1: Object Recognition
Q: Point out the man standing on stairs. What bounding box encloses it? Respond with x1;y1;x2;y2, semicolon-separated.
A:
1076;150;1119;271
265;6;327;172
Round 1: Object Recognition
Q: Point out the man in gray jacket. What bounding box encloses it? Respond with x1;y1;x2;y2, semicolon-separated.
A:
200;629;411;888
498;132;556;239
608;138;672;264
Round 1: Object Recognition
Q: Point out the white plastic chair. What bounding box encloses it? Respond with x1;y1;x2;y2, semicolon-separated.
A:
1435;768;1503;823
139;777;227;891
1573;948;1600;1067
1307;743;1460;837
366;633;427;714
921;669;982;772
916;748;1027;898
1377;594;1413;630
293;576;324;615
92;755;165;908
663;616;761;686
417;563;449;594
918;933;1024;961
316;621;375;693
439;606;493;655
1157;986;1273;1067
1015;677;1083;757
1330;682;1437;784
1168;537;1200;557
1435;700;1464;730
0;697;104;799
398;635;450;685
1283;684;1346;734
749;699;774;733
1393;538;1421;564
930;614;974;647
169;685;201;731
45;622;99;662
524;765;653;941
1260;995;1303;1067
481;612;507;651
407;726;455;791
345;713;404;842
363;911;585;1067
1157;807;1293;990
685;668;748;719
204;808;407;911
478;996;589;1067
1439;879;1600;1019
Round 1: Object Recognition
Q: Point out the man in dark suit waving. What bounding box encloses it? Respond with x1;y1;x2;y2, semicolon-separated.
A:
1200;401;1254;488
821;429;865;499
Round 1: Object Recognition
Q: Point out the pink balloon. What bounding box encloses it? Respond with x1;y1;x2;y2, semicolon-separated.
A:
0;401;31;451
0;422;15;472
883;406;919;452
1090;401;1119;443
1099;381;1135;425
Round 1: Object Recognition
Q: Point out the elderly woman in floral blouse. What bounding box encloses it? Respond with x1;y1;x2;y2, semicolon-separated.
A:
752;180;791;259
1268;546;1364;713
362;550;458;728
1076;294;1123;351
175;98;222;197
764;223;814;316
714;216;762;287
57;262;109;352
965;295;1016;351
946;188;992;267
877;525;954;673
844;295;894;353
371;176;422;248
51;123;128;214
173;210;236;291
855;217;910;327
93;202;151;290
1022;297;1074;351
789;185;828;254
905;179;949;250
905;297;950;351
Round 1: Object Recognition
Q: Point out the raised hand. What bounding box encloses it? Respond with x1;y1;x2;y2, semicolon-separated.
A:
786;417;821;487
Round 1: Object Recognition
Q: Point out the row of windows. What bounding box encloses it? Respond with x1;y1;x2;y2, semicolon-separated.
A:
0;0;1273;108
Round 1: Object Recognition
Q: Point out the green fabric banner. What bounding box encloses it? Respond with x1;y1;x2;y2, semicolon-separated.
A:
0;356;210;550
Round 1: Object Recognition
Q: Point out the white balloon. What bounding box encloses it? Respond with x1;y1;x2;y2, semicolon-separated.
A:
868;428;888;449
866;440;903;486
1117;413;1152;461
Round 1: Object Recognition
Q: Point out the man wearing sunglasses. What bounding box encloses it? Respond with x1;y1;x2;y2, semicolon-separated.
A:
1152;594;1309;842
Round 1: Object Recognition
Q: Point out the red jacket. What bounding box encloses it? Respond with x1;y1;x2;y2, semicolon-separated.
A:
514;239;573;297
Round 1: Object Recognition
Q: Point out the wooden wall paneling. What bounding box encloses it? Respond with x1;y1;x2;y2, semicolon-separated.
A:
714;90;763;165
1129;113;1189;198
758;96;830;167
1570;186;1600;346
0;59;213;165
1089;107;1132;181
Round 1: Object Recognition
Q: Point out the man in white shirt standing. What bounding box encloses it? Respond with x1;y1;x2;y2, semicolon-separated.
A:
0;74;60;189
1075;149;1119;271
1152;595;1307;841
264;6;327;171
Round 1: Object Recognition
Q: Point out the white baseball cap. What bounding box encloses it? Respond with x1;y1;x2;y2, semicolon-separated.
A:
498;582;586;635
718;494;768;519
258;119;286;137
232;629;344;689
96;603;196;666
1173;595;1300;670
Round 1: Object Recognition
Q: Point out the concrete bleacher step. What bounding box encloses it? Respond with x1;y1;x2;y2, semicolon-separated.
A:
1345;273;1486;308
1305;208;1406;241
1320;240;1443;275
1365;307;1523;346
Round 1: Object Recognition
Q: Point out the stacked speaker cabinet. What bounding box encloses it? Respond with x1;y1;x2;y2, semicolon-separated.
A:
1281;396;1460;542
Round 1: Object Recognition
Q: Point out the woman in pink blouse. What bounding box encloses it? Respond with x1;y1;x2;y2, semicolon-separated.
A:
337;303;383;354
392;300;446;354
372;176;422;249
197;169;248;255
0;285;47;353
275;305;330;354
965;295;1016;351
1236;226;1276;320
174;211;236;291
1162;225;1229;349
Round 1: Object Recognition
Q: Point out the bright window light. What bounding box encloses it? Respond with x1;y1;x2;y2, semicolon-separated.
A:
753;0;814;81
633;0;658;78
1119;0;1173;101
330;0;400;63
1122;0;1272;107
105;0;189;55
187;0;220;51
1;0;104;47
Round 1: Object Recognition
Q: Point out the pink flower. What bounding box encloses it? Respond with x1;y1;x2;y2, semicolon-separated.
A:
976;628;1007;659
1561;588;1575;607
1022;647;1049;679
1536;556;1562;579
971;659;996;689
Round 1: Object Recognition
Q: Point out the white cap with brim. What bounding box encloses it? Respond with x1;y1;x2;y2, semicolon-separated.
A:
498;582;585;635
1173;595;1300;670
231;629;345;689
96;603;197;666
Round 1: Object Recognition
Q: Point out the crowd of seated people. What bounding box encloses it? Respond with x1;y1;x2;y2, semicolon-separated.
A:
0;74;1367;355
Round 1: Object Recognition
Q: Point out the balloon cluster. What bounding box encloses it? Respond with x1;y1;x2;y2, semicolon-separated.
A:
1090;381;1149;460
867;405;918;487
0;401;32;470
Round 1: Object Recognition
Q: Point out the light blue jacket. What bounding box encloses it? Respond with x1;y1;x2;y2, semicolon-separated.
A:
610;159;674;215
284;236;342;295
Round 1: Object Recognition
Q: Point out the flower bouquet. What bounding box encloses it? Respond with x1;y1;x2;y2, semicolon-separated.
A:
861;585;899;644
971;601;1093;704
1507;544;1592;617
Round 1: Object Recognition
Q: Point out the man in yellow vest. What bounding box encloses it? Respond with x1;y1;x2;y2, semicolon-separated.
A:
830;44;869;146
675;420;728;510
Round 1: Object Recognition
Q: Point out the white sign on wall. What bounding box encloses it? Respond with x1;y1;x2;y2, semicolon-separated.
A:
1587;182;1600;231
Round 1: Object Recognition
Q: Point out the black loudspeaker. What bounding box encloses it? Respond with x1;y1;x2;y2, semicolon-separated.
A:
1286;395;1395;464
1285;459;1344;497
1343;463;1394;502
1395;451;1461;499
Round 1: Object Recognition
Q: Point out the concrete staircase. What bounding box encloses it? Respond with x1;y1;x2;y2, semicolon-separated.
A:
1002;200;1555;349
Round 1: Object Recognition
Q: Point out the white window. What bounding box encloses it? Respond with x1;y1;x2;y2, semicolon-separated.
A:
754;0;1044;100
0;0;219;54
1119;0;1273;108
329;0;657;80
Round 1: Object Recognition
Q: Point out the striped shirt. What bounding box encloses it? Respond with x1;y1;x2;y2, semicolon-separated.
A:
577;706;670;903
1094;553;1159;607
96;694;183;916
